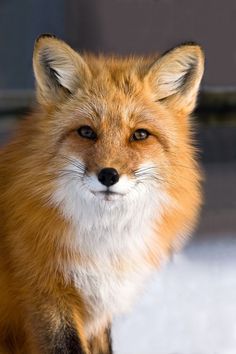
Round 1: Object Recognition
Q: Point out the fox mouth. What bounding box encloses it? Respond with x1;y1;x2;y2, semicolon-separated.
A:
91;190;125;201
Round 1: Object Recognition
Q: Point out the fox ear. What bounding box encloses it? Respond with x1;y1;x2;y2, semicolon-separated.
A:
33;34;91;106
145;43;204;114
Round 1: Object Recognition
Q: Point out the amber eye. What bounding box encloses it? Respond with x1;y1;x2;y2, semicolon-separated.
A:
77;126;97;140
131;129;150;141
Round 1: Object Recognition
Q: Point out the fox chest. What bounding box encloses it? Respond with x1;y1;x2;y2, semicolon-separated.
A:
72;256;152;318
68;219;157;320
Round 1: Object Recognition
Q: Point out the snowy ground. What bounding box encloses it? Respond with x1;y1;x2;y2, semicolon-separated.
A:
113;236;236;354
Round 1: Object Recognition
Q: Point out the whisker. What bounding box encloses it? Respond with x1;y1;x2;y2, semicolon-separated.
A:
56;154;86;172
137;176;165;184
46;151;84;165
134;166;157;174
58;170;84;179
135;170;166;184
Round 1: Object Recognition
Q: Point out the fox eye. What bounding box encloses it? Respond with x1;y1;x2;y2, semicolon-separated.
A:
77;126;97;140
131;129;150;141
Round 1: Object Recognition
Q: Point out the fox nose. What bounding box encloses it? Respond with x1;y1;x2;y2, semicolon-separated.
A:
98;168;120;187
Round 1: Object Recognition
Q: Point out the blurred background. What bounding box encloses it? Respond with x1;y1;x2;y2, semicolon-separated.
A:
0;1;236;353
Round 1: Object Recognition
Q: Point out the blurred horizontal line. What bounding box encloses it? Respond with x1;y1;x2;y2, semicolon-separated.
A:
0;90;35;113
202;85;236;93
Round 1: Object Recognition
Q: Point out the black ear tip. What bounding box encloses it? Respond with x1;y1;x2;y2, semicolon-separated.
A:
36;33;57;42
179;41;204;52
179;41;201;47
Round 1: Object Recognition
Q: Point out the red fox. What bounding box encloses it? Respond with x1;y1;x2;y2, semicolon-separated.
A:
0;34;204;353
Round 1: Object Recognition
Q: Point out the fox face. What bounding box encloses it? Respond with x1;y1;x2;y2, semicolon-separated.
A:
32;36;204;235
53;91;168;203
48;82;175;219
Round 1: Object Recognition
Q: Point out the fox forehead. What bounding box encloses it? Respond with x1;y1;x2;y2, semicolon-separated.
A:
67;95;165;132
68;65;154;115
55;55;160;124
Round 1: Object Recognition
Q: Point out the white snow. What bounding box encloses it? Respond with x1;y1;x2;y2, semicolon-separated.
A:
113;235;236;354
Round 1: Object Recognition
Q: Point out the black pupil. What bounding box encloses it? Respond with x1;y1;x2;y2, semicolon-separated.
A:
133;129;149;140
78;126;96;139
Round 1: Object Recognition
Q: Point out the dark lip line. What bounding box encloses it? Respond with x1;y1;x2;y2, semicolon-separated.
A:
97;190;123;196
91;190;124;196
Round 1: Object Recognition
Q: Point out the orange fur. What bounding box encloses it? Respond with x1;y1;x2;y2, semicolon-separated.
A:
0;35;204;353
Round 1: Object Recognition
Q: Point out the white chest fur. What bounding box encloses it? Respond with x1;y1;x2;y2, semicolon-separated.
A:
51;165;170;334
71;213;155;317
68;199;160;337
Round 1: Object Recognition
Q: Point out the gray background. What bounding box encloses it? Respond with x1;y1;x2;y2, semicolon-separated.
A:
1;0;236;90
0;0;65;90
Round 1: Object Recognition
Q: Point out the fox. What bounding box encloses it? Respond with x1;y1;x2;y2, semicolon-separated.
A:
0;34;204;353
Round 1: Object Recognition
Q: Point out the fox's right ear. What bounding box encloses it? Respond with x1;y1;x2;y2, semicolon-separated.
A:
33;34;91;107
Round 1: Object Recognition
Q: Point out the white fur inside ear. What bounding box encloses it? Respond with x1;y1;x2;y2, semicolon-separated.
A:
53;67;75;91
41;47;78;92
157;54;197;99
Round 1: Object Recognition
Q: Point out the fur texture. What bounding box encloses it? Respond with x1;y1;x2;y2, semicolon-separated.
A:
0;35;204;353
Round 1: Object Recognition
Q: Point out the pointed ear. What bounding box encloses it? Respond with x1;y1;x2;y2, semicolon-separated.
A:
33;34;91;107
145;43;204;114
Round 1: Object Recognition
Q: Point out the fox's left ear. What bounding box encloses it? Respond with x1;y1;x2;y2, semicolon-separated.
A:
33;34;91;107
145;43;204;114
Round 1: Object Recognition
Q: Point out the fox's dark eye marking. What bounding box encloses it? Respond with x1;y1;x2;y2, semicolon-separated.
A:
77;126;97;140
130;129;150;141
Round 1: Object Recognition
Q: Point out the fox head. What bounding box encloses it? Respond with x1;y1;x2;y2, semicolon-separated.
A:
31;35;204;230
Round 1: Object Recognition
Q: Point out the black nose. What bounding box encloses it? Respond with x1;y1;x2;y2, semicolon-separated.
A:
98;168;119;187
